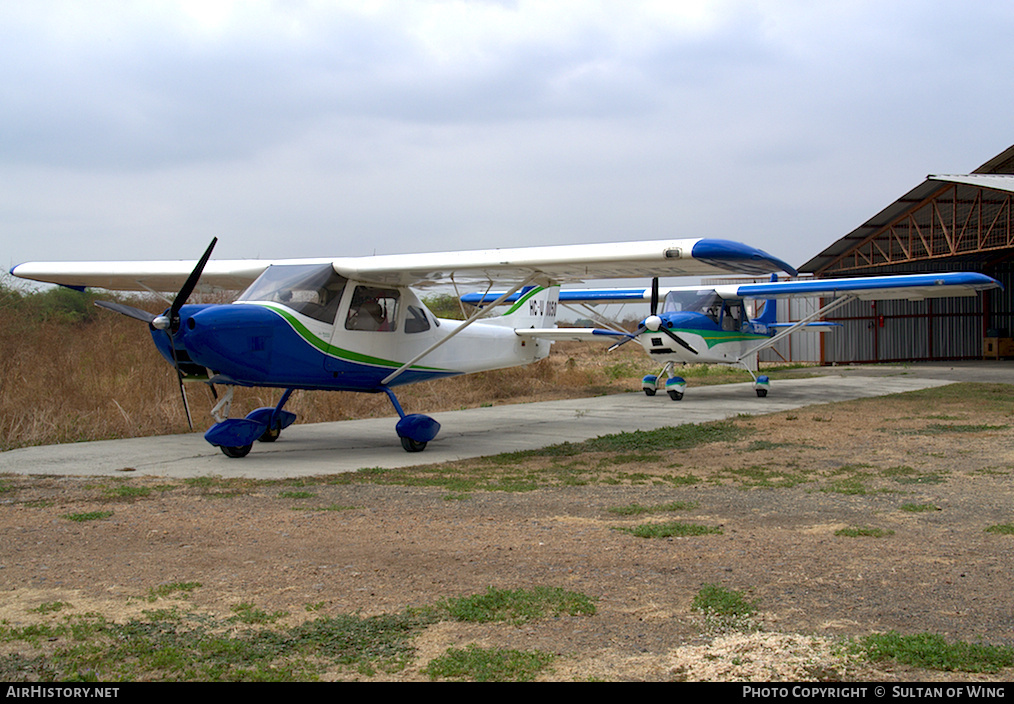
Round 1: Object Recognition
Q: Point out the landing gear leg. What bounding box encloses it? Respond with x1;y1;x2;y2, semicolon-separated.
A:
258;389;295;442
383;387;440;452
211;385;235;423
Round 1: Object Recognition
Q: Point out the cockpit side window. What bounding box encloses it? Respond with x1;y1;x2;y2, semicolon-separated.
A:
345;286;400;332
721;301;744;331
237;264;348;324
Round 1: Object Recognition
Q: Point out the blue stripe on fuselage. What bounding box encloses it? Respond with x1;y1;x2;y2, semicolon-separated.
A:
151;303;457;392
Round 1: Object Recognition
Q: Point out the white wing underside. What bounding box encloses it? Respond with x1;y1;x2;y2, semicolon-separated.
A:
11;238;788;293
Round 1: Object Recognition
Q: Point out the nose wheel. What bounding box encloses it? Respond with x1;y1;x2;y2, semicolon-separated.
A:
221;444;253;458
642;362;686;401
400;436;427;452
206;388;297;458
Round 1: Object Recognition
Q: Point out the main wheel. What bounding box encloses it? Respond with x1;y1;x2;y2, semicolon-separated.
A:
668;390;684;401
756;388;768;398
259;425;281;443
400;437;427;452
221;444;252;458
643;388;656;397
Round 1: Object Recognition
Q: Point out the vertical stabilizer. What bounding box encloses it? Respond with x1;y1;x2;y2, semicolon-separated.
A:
486;285;560;329
753;274;779;331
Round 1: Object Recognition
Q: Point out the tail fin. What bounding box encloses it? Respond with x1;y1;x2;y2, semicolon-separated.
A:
484;285;559;329
753;274;778;329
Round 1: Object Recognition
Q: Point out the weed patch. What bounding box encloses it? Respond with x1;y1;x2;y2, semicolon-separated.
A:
861;632;1014;673
835;526;894;538
423;645;555;682
147;582;201;602
435;586;596;625
60;510;113;522
0;585;598;681
691;583;759;632
617;521;722;538
899;503;939;513
607;500;699;515
984;523;1014;535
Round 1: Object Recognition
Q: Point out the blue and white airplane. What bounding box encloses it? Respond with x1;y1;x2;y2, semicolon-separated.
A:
462;272;1002;401
11;237;798;456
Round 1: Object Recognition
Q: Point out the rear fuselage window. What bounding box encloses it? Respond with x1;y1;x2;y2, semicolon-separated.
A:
404;305;430;333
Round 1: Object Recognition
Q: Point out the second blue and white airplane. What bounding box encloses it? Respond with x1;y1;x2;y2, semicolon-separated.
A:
462;272;1002;400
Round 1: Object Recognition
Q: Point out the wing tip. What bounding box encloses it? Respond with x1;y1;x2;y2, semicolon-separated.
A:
691;239;798;277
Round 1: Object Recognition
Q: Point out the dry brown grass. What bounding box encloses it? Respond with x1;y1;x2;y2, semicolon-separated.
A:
0;297;653;450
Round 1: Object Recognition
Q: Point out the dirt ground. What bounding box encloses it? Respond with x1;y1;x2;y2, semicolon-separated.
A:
2;379;1014;682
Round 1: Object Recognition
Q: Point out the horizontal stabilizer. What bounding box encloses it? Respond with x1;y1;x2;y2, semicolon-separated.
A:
514;327;633;342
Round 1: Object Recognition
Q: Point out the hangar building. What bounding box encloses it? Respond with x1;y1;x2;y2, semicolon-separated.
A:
764;143;1014;364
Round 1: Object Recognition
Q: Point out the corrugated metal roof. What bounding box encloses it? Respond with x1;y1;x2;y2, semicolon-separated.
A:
928;173;1014;192
799;144;1014;275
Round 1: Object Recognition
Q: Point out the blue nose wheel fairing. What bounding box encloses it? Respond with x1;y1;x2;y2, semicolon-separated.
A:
159;303;447;456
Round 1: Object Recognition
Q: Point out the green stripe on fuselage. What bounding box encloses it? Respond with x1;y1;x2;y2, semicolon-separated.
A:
672;328;768;349
502;286;545;316
256;302;451;372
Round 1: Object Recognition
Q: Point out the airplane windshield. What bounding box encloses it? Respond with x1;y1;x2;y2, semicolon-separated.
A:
237;264;348;324
662;289;723;318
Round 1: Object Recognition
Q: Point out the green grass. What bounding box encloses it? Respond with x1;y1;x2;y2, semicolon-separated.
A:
984;523;1014;535
61;510;113;522
899;503;939;513
147;582;201;601
102;485;151;500
721;464;812;489
435;586;596;625
861;632;1014;673
229;602;289;625
617;521;722;538
29;601;70;615
820;480;871;495
922;423;1009;434
691;583;758;618
607;500;699;515
690;583;759;631
583;419;750;453
323;419;746;493
835;526;894;538
423;645;555;682
277;490;316;499
0;586;596;681
290;503;360;512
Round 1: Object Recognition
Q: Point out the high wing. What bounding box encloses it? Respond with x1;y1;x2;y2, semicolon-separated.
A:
8;257;332;294
465;272;1002;306
719;272;1002;301
10;238;796;293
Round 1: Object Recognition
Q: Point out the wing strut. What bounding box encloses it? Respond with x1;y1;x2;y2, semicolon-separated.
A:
736;294;856;364
380;274;539;386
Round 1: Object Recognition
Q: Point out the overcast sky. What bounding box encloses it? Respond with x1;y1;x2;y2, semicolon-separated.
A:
3;0;1014;276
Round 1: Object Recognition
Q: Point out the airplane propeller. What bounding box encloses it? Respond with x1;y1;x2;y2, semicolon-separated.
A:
94;300;158;324
94;237;218;430
607;277;698;355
